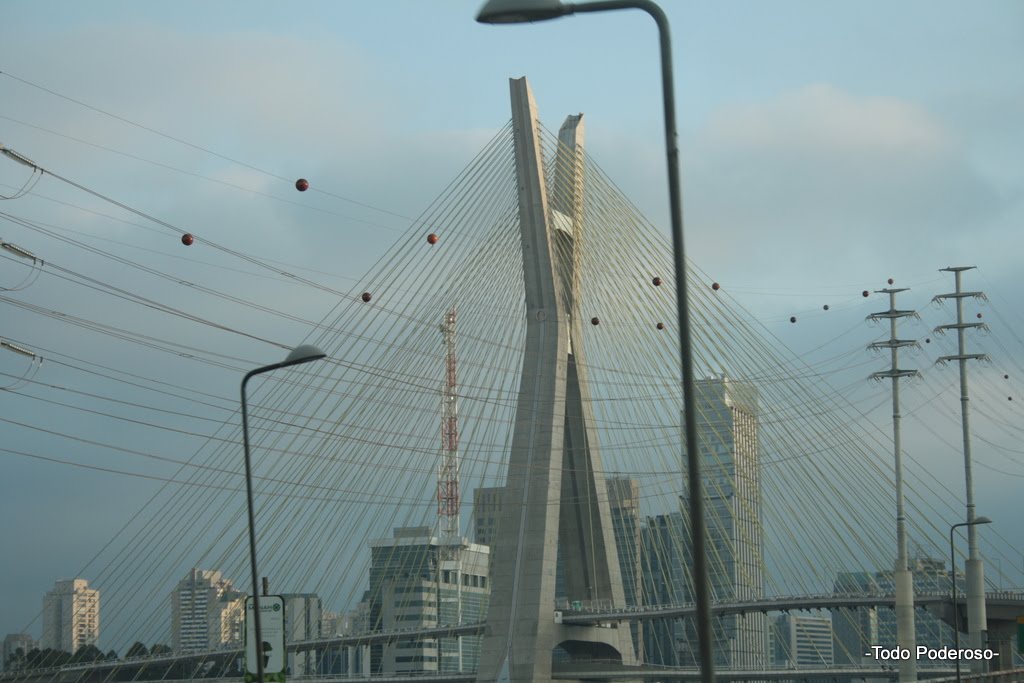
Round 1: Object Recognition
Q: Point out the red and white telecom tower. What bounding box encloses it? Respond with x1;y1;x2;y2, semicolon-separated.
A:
437;306;463;667
438;306;460;539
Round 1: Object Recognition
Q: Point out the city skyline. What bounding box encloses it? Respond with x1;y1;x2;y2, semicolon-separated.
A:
8;511;992;673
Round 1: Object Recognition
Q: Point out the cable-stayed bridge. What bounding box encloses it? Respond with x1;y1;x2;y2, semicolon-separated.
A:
5;77;1023;683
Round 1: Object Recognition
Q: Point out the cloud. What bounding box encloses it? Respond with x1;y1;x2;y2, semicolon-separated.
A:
704;84;950;154
669;85;1007;289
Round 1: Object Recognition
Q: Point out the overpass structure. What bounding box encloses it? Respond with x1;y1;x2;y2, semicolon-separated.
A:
7;592;1021;683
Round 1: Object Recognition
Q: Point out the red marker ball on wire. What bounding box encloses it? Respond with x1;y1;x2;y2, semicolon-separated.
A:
181;233;194;246
427;233;439;245
295;178;309;192
591;317;600;326
361;292;372;302
862;290;869;298
652;277;662;287
712;282;720;291
790;316;797;323
656;322;664;330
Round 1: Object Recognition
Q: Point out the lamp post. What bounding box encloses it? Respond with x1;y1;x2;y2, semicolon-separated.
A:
950;516;992;683
475;2;715;682
241;344;326;683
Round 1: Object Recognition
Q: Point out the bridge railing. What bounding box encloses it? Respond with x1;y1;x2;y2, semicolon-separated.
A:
924;669;1024;683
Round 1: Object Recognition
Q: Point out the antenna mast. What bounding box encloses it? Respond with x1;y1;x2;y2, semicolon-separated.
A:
437;306;464;669
439;306;461;542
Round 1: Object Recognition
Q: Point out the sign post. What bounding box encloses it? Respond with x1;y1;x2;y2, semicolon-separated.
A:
245;595;285;683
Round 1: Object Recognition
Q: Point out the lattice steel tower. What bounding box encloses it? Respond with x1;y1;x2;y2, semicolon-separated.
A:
438;306;464;670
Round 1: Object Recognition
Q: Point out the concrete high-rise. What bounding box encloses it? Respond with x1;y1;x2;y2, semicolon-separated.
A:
41;579;99;654
358;526;489;675
282;594;322;675
831;558;955;669
641;512;687;665
209;590;246;650
606;477;643;659
472;487;502;549
170;569;239;652
772;614;833;668
680;375;767;670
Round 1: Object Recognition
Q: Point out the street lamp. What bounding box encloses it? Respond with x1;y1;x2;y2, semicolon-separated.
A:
950;516;992;683
475;3;716;682
240;344;326;683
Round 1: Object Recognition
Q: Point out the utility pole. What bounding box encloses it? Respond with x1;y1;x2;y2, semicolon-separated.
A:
934;266;989;672
437;306;463;671
868;286;919;683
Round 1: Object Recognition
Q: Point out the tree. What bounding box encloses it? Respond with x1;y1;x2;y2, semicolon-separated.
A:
26;647;71;669
125;642;149;659
4;646;27;672
71;644;104;663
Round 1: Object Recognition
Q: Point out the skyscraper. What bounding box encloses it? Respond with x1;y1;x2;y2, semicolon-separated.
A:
831;558;956;669
771;614;834;668
359;526;489;674
209;589;246;650
641;512;687;665
282;593;322;675
170;569;239;652
472;487;502;550
606;477;643;659
680;375;767;670
41;579;100;654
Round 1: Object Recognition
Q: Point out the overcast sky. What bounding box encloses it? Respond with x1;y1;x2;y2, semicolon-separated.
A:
2;0;1023;646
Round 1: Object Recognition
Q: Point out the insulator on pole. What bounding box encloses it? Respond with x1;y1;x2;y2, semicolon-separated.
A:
1;338;38;359
0;144;40;170
1;240;40;263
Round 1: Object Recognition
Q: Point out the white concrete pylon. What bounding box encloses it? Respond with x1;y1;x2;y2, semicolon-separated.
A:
475;77;634;683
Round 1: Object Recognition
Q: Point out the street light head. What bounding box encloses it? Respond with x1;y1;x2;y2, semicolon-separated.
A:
283;344;326;365
476;0;570;23
973;516;993;525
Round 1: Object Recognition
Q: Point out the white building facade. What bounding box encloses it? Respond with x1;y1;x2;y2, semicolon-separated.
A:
170;569;241;652
41;579;100;654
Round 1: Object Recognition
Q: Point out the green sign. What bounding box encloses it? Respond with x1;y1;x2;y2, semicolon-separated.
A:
1017;615;1024;654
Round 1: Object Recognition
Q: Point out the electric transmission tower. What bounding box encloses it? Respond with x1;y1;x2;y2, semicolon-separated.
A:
868;286;919;683
933;266;990;671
